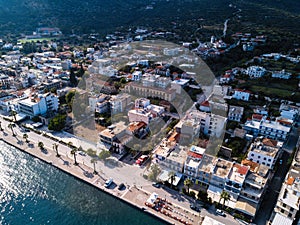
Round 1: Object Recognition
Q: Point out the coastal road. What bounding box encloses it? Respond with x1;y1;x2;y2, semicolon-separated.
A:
0;117;241;225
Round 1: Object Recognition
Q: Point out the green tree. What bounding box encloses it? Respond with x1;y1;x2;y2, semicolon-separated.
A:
53;143;60;157
69;68;78;87
86;148;97;157
10;110;17;122
91;158;98;174
8;123;16;136
148;164;161;182
65;90;76;110
71;148;78;165
168;171;176;188
38;141;44;149
98;150;111;160
219;191;231;209
184;178;193;193
67;141;73;148
23;133;29;143
48;114;67;131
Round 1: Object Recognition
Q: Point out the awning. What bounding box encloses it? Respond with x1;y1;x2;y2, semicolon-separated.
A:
235;199;257;217
146;192;158;204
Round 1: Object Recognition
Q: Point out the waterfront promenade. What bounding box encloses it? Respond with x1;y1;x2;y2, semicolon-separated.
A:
0;117;240;225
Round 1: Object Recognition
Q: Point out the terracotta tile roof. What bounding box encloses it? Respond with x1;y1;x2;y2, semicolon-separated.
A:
262;138;278;147
252;114;263;121
234;163;249;175
286;176;295;185
187;151;203;159
200;100;210;107
241;159;259;172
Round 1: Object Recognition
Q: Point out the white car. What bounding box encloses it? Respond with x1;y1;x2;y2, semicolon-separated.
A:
216;209;225;216
104;178;113;188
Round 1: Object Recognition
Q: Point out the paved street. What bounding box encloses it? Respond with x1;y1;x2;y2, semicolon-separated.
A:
254;151;291;225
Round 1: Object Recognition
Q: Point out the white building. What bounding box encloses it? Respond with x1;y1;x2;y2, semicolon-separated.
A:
271;69;292;79
232;89;251;101
109;93;131;114
247;138;283;169
128;109;154;124
245;66;266;78
132;71;142;81
244;116;292;141
18;93;59;117
228;105;244;122
184;146;206;179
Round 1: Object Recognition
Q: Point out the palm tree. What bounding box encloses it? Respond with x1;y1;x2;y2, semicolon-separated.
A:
23;133;29;143
67;141;73;148
91;158;98;174
168;171;176;189
10;110;17;122
71;148;78;165
38;141;44;150
184;178;193;193
8;123;16;136
53;143;60;157
219;191;231;209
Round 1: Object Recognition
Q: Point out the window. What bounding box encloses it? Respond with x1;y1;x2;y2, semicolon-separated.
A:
258;156;261;159
251;153;254;157
288;213;292;218
281;209;285;213
262;162;265;165
283;203;286;207
267;164;270;167
263;157;266;160
290;208;294;212
268;159;271;162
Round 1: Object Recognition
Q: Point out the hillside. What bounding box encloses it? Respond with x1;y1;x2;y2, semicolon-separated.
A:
0;0;299;38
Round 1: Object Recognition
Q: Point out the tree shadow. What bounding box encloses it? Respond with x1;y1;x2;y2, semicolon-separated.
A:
83;170;94;178
63;160;70;166
17;140;24;145
104;158;123;168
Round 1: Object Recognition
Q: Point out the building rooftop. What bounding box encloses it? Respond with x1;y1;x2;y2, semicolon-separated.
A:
199;154;216;173
228;163;248;184
99;121;127;138
213;158;233;178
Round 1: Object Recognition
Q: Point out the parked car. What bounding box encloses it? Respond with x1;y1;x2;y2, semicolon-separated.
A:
135;155;149;166
78;151;86;156
118;183;125;190
190;204;200;212
216;209;225;216
104;178;113;188
152;182;161;188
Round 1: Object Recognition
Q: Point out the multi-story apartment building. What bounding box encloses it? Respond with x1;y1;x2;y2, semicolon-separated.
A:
247;138;283;169
183;146;205;179
244;116;292;141
18;93;59;117
110;93;131;114
228;105;244;122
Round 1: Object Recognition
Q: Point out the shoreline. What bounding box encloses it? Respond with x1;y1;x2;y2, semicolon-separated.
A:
0;137;176;225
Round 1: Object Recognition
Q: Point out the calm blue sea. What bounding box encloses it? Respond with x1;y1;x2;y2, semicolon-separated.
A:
0;141;166;225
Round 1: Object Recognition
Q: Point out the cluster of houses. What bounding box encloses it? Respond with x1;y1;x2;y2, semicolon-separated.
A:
231;32;267;52
220;52;300;83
